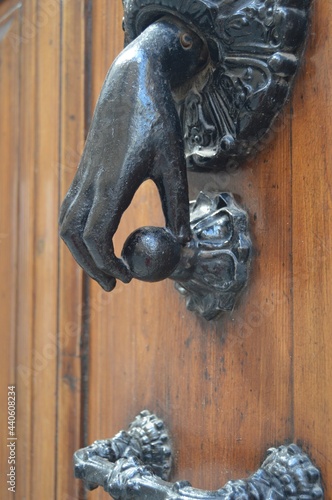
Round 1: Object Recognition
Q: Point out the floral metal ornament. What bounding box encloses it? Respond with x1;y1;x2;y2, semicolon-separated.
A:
74;410;324;499
171;192;252;320
123;0;311;169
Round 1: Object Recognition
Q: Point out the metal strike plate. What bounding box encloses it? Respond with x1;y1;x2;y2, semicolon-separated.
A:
74;410;324;499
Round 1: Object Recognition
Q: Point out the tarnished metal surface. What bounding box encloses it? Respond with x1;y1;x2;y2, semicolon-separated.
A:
59;18;207;292
60;1;311;316
123;0;311;168
171;192;252;320
74;410;324;499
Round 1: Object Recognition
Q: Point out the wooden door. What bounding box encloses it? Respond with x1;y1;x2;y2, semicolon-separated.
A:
0;0;331;499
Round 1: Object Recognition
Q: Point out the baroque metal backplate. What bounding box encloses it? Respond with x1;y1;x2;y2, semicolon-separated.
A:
171;192;251;320
74;410;324;499
121;192;252;320
123;0;311;170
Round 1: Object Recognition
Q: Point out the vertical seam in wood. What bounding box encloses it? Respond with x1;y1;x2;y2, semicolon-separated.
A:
80;279;90;500
55;0;64;498
81;0;93;450
15;2;23;388
15;5;23;500
78;2;93;498
30;0;39;496
84;0;93;133
289;103;295;443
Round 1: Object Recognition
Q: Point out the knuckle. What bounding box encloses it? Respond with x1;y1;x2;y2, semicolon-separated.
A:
59;223;72;242
99;263;113;274
98;257;121;277
82;227;95;247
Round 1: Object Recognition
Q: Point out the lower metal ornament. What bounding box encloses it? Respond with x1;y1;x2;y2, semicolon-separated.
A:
74;410;324;499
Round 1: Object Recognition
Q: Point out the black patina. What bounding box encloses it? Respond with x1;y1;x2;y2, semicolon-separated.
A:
74;410;324;499
59;0;310;306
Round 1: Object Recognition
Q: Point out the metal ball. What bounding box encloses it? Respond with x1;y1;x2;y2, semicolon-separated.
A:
122;227;181;282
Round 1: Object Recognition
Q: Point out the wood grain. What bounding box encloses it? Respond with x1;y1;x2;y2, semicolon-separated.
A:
23;1;61;497
0;1;87;498
57;2;86;499
292;1;332;494
15;1;37;496
87;0;332;498
0;5;20;498
88;0;293;492
0;0;331;499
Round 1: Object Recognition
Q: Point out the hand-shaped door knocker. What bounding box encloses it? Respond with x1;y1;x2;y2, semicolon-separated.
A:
59;0;311;319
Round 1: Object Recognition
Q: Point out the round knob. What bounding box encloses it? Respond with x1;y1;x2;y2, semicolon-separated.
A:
122;227;181;282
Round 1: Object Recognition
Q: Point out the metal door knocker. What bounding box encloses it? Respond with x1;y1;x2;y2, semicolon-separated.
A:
74;410;324;499
66;3;323;497
59;0;311;319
